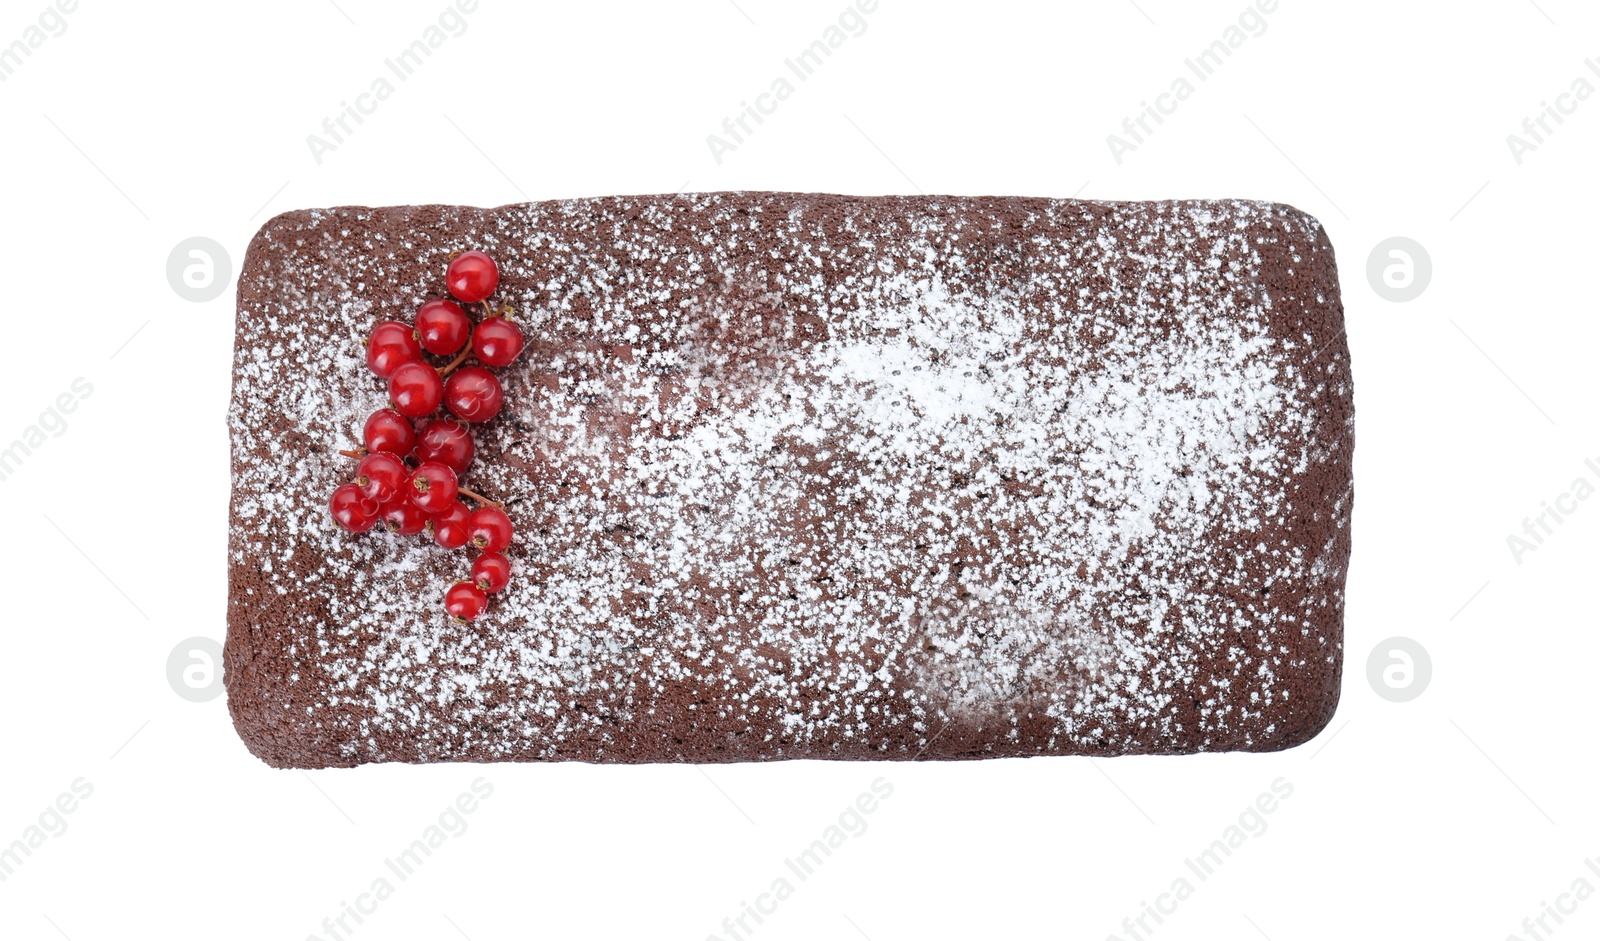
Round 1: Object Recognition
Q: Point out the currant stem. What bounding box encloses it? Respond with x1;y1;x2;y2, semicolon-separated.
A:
458;486;504;508
339;448;367;459
438;345;474;378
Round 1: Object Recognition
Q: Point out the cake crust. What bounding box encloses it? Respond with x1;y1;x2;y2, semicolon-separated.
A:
225;193;1353;769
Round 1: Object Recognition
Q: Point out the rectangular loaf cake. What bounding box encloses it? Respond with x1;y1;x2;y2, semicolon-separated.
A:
225;192;1353;769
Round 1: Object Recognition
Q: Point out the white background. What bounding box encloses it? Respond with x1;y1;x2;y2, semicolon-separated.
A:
0;0;1595;938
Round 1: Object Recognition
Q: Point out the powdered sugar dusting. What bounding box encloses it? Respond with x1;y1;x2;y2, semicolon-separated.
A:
226;194;1351;766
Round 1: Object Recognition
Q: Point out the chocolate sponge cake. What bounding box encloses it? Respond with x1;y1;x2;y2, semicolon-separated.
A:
225;193;1353;769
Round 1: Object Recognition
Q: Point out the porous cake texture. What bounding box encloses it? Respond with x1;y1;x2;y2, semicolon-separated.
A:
225;192;1353;769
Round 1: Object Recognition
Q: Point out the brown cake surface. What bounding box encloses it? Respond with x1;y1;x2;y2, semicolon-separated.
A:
225;192;1353;769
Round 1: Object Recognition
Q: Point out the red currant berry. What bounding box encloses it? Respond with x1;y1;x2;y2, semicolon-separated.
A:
363;408;416;456
329;483;378;533
444;366;504;423
471;316;525;367
408;461;459;514
415;419;475;475
446;251;499;304
472;552;512;593
355;452;408;503
367;321;421;379
416;299;471;356
468;505;514;553
388;361;444;418
379;497;429;535
445;582;488;621
431;501;472;549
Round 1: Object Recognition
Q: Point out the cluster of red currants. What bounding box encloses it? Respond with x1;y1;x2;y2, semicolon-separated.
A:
326;251;525;622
